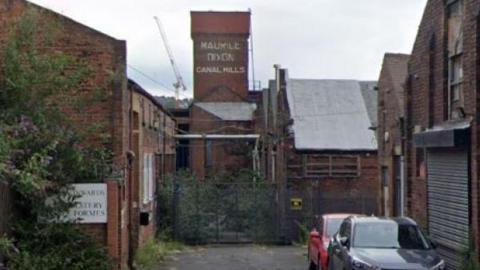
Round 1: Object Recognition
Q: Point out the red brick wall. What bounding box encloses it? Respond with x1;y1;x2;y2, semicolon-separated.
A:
0;1;131;269
191;11;250;35
286;150;379;197
377;54;408;216
128;83;177;258
189;105;254;180
405;0;480;250
284;150;379;240
406;0;445;229
191;12;250;101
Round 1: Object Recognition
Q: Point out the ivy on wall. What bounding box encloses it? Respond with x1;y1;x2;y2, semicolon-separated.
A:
0;9;113;270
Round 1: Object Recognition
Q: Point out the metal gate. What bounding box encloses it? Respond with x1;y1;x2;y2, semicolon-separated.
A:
170;181;279;244
427;149;469;269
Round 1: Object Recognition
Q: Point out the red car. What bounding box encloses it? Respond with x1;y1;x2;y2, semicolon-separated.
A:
308;214;360;270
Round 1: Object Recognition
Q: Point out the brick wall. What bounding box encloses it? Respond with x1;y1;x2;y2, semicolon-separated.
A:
405;0;480;251
191;11;250;101
188;11;255;181
284;150;379;241
0;1;130;269
128;81;176;259
377;53;409;216
189;105;255;180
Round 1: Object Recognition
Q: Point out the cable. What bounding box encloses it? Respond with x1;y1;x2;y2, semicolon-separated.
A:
127;65;192;99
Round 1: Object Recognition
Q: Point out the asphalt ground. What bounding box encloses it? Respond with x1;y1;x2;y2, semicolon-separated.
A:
155;245;307;270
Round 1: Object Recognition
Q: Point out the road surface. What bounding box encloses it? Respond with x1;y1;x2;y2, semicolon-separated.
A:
155;245;307;270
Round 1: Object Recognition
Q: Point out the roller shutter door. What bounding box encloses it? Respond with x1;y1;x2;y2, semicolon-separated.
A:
427;149;469;270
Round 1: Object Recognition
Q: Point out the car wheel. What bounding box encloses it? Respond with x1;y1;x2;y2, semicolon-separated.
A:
317;257;322;270
309;261;316;270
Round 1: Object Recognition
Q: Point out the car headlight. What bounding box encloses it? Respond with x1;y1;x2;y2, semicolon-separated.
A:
352;258;380;270
430;260;445;270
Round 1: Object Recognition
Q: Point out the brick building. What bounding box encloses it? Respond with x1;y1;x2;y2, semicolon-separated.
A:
404;0;480;267
1;1;176;269
376;53;409;217
265;69;380;241
187;11;259;180
127;80;176;264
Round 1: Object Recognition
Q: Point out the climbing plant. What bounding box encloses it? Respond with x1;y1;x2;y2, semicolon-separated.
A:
0;9;111;270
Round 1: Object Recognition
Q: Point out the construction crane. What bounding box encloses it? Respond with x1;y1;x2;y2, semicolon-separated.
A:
154;16;187;108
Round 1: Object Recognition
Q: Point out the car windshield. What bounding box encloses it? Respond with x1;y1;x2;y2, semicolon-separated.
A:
353;222;430;249
326;218;344;237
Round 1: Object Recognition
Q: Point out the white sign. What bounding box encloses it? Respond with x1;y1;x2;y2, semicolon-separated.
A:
196;40;246;74
67;184;107;223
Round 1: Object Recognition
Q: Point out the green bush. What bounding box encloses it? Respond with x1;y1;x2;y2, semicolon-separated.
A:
0;9;111;269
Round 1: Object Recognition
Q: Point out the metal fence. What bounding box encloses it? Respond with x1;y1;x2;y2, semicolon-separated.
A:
160;178;280;244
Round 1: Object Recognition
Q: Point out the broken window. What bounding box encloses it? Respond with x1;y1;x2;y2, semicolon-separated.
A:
447;0;464;118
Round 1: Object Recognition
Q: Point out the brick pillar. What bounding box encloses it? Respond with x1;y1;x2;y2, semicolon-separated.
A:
107;180;120;270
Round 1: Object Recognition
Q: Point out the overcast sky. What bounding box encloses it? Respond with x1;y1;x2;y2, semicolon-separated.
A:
29;0;427;98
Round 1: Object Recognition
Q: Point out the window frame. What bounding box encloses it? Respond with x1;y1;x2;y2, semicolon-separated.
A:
143;153;155;204
447;0;465;117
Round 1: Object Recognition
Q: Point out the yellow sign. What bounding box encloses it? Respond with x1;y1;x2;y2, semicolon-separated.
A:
290;198;303;210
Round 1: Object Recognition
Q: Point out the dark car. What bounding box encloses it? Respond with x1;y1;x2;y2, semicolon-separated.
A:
328;216;445;270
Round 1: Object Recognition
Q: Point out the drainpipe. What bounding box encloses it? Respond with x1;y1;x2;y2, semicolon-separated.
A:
400;156;405;217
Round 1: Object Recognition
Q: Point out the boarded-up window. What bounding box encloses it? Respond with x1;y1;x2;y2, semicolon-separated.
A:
304;155;361;178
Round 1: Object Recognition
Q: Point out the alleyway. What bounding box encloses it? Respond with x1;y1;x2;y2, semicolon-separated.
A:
155;245;306;270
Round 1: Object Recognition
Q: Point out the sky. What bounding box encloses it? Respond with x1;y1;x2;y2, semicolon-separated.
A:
29;0;427;98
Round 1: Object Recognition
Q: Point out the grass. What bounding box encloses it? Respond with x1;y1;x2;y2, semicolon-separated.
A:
134;239;185;270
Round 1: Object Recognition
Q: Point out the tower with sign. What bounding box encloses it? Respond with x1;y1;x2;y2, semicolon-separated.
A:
188;11;256;180
191;11;250;101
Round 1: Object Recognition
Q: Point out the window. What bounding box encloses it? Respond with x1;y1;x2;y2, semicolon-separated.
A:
143;153;155;203
304;155;360;178
149;154;155;201
143;154;149;203
415;150;425;179
353;223;430;250
447;0;464;118
382;166;389;187
326;218;344;238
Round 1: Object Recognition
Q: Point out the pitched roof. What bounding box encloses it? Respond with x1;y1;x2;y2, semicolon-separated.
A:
194;102;257;121
286;79;377;151
359;81;378;128
128;79;173;117
382;53;409;116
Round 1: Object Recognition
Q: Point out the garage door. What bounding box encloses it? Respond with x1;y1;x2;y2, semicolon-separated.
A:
427;149;469;270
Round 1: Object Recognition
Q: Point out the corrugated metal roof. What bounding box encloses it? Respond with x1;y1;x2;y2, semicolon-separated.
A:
359;81;378;128
286;79;377;151
194;102;257;121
